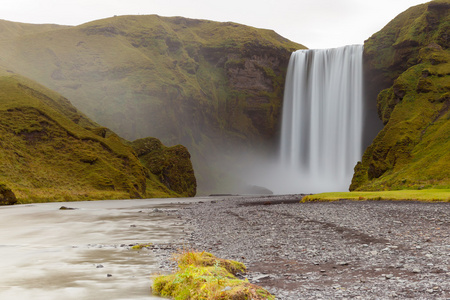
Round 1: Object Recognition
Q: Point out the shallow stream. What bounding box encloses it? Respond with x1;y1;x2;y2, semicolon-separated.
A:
0;198;202;300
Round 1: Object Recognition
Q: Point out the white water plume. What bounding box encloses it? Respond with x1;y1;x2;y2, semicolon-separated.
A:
275;45;364;193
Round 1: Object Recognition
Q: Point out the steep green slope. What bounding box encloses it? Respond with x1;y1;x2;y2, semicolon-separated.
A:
0;69;195;203
0;16;305;193
351;0;450;190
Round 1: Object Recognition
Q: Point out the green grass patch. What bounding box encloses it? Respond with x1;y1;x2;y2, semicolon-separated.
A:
152;251;274;300
131;243;153;250
303;189;450;202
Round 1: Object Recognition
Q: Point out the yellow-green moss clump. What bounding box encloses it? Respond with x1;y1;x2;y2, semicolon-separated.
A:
351;0;450;191
152;251;274;300
0;69;195;203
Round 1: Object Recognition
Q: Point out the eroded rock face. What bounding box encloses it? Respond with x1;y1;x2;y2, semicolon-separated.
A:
200;42;298;140
0;184;17;205
351;1;450;191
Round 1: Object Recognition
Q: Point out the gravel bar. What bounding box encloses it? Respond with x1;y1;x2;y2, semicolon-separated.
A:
155;195;450;299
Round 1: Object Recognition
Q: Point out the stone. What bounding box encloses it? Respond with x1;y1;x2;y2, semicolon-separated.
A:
0;184;17;205
59;206;78;210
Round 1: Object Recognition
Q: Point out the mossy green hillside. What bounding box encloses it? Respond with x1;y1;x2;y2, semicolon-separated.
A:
352;1;450;191
364;0;449;92
0;16;305;194
0;70;193;203
152;251;274;300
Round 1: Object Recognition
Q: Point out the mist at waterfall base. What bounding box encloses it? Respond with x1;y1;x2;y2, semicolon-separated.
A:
241;45;364;195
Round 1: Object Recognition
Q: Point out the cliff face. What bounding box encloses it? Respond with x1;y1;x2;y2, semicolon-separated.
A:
351;0;450;191
0;16;305;193
0;69;196;204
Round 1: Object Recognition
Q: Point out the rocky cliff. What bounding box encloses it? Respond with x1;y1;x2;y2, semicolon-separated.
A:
0;16;305;193
351;0;450;190
0;69;196;203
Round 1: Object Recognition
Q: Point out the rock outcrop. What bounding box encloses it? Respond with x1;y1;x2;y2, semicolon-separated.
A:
131;137;197;197
351;0;450;190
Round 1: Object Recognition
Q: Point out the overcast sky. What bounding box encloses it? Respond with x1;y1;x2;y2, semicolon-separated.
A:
1;0;427;49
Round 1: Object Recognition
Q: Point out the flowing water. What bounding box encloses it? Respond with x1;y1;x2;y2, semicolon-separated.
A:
278;45;364;193
0;198;202;300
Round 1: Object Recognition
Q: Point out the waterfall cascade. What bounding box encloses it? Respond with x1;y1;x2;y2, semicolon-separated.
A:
279;45;364;193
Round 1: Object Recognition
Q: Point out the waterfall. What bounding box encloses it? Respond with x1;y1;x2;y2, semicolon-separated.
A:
279;45;364;193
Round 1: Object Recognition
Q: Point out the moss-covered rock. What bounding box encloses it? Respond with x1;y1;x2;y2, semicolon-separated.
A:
131;137;196;197
0;183;17;205
152;251;274;300
351;0;450;191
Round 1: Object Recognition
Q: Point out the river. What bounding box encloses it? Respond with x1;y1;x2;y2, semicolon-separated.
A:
0;198;202;300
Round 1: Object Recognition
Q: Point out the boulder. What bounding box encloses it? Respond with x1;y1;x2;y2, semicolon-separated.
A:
0;184;17;205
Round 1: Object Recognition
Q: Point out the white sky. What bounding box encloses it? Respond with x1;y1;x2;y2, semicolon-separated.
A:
0;0;427;49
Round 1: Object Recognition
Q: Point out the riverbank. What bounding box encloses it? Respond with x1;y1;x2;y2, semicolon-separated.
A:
303;189;450;202
158;195;450;299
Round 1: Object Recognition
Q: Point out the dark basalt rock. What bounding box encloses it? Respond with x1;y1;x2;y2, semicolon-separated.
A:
0;184;17;205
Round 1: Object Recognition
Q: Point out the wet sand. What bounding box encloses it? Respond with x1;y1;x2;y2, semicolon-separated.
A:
161;195;450;299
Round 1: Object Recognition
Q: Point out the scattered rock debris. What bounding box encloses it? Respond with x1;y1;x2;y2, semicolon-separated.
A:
154;195;450;299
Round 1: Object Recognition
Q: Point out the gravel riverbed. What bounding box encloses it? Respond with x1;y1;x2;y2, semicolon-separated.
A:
152;195;450;299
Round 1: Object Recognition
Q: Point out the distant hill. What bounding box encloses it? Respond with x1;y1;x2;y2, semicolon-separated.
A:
351;0;450;190
0;16;305;194
0;68;196;203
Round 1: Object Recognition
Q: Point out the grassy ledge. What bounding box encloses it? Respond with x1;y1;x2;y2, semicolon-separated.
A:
302;189;450;202
152;251;274;300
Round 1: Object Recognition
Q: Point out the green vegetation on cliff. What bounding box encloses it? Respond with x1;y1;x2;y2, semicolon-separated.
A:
0;16;305;194
351;0;450;191
0;69;196;203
